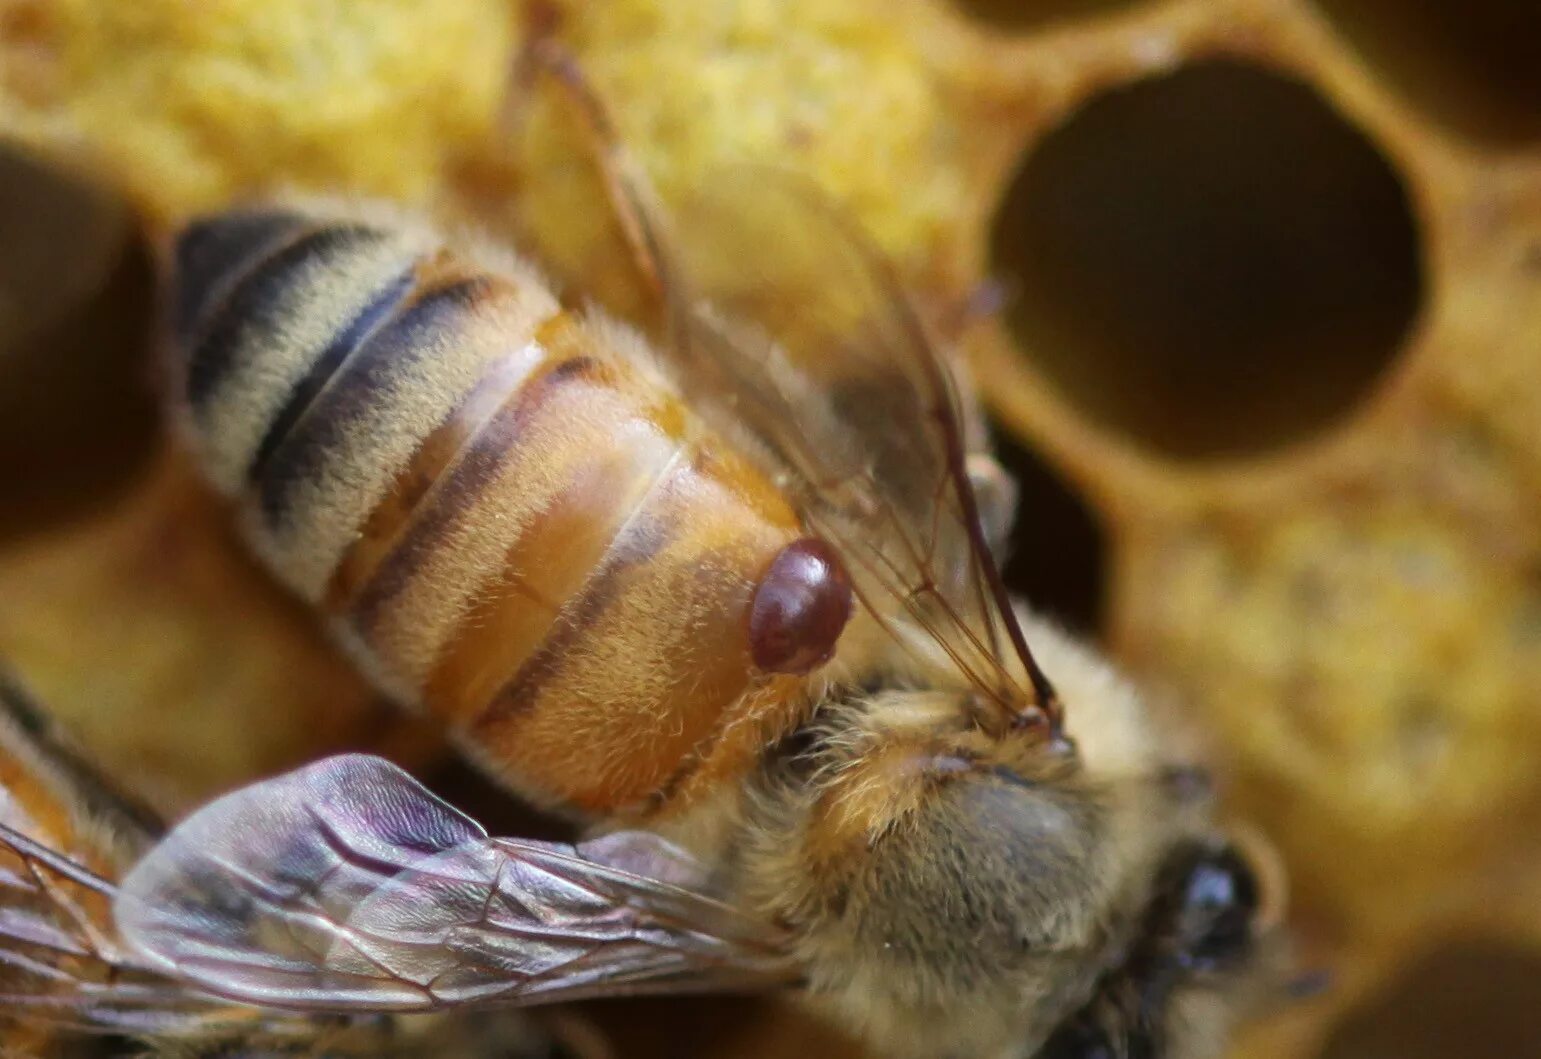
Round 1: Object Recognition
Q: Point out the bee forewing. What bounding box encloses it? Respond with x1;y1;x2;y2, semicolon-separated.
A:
0;674;241;1037
660;170;1060;723
116;755;798;1012
0;823;257;1037
114;754;486;1006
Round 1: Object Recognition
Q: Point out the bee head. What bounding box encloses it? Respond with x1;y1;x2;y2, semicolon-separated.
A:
1038;834;1287;1059
736;627;1284;1059
735;683;1208;1056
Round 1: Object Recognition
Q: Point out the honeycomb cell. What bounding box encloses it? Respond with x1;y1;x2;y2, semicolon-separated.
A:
991;60;1423;461
0;148;157;537
1319;942;1541;1059
1313;0;1541;146
0;145;125;356
0;0;512;222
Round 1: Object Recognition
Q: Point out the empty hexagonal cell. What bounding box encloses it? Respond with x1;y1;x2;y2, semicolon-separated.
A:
0;145;127;357
991;60;1424;461
1320;942;1541;1059
0;146;158;536
948;0;1148;31
1313;0;1541;146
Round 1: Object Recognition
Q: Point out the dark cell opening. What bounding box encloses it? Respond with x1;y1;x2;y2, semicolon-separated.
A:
0;147;158;538
991;60;1423;461
948;0;1146;31
992;428;1106;637
1313;0;1541;146
1321;942;1541;1059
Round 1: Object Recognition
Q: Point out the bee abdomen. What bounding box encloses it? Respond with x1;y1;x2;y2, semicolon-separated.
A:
243;264;419;486
178;214;411;418
170;207;561;597
168;205;834;814
247;272;490;531
172;208;313;343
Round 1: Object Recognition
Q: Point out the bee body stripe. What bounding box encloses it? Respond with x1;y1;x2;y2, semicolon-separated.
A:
168;205;817;815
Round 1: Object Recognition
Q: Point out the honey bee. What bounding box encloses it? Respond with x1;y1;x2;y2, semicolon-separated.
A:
0;668;606;1058
127;55;1288;1057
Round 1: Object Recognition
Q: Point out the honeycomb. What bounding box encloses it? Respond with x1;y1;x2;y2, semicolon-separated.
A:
2;0;1540;1055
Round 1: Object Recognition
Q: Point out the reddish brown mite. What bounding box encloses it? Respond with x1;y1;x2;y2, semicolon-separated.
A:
749;536;853;674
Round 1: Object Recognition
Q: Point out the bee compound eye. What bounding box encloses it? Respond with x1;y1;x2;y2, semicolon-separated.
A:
748;537;854;675
1176;843;1261;970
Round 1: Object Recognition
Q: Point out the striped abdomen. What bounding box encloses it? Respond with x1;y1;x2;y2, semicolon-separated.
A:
166;205;852;816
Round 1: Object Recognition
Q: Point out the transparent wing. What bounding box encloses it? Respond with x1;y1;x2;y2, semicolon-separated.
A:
507;41;1052;728
658;171;1061;732
0;823;264;1037
116;755;799;1012
0;672;265;1036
